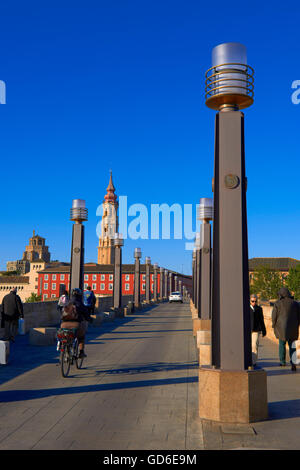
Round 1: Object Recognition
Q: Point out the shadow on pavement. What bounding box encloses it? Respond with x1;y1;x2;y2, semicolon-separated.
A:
268;399;300;420
0;375;198;403
85;360;199;376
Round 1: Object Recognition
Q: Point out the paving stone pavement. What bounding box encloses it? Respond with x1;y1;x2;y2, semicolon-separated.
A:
0;302;203;450
0;301;299;451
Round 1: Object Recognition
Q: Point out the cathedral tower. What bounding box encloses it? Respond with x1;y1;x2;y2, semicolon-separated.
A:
97;171;119;264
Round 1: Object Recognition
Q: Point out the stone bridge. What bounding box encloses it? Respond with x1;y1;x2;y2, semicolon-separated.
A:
0;300;299;450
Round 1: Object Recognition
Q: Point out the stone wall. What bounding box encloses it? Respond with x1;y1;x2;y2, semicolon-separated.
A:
0;294;145;339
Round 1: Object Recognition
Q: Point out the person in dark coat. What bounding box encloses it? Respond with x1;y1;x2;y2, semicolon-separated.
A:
272;287;300;371
1;288;24;342
250;294;267;366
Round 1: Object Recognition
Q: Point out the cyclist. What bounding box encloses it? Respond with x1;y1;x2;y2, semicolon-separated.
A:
60;288;91;359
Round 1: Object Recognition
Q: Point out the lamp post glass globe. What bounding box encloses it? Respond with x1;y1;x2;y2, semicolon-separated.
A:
70;199;88;222
145;256;151;265
114;233;124;247
206;42;254;110
198;197;213;221
134;248;142;259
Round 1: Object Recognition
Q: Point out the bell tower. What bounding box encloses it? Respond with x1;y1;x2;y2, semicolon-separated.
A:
97;171;119;264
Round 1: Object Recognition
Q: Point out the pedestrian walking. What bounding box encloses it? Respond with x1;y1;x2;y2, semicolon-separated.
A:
83;286;96;314
272;287;300;372
250;294;266;366
57;289;69;313
1;288;24;342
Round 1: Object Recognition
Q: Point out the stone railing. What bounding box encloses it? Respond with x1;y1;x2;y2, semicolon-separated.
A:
0;294;148;339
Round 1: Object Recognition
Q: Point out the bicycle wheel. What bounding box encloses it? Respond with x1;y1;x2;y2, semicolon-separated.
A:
60;346;71;378
75;340;84;369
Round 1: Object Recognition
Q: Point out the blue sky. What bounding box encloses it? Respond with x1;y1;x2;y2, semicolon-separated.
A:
0;0;299;274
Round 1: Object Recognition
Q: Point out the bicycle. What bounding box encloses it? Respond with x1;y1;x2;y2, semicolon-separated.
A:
56;327;85;378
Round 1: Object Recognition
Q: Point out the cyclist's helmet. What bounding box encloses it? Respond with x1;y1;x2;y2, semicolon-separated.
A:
72;288;82;296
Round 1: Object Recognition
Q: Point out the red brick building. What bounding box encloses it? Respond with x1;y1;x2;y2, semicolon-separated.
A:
38;263;192;300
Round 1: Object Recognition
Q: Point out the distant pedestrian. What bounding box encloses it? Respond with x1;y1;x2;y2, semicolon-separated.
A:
272;287;300;372
1;288;24;342
58;290;69;313
250;294;266;366
83;286;96;314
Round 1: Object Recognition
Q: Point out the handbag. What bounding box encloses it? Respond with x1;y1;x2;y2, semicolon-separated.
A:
18;318;25;335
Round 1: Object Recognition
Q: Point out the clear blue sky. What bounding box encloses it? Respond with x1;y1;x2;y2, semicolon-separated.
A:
1;0;299;274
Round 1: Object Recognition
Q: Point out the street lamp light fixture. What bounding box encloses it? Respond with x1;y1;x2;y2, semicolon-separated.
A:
198;198;213;223
205;42;254;111
114;233;124;247
134;248;142;259
70;199;88;223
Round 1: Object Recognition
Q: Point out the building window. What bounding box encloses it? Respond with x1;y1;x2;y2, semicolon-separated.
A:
43;294;48;300
109;283;113;290
44;275;48;280
52;274;56;280
92;274;97;281
142;275;145;281
142;284;145;291
84;274;88;281
109;274;113;281
100;283;105;290
61;274;65;280
51;294;56;298
92;283;96;290
125;283;130;291
125;275;130;281
84;283;88;289
44;283;48;290
52;283;56;290
101;274;105;281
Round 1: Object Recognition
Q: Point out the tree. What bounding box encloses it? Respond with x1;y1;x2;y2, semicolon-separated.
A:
286;266;300;300
25;293;42;303
250;266;283;300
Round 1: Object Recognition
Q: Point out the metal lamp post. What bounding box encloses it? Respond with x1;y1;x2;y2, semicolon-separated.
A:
169;272;173;297
164;269;168;299
178;280;182;296
159;267;164;301
153;263;158;302
145;256;151;304
198;198;213;320
113;233;123;310
198;42;268;424
134;248;142;310
195;232;201;315
174;275;178;292
192;249;196;305
69;199;88;295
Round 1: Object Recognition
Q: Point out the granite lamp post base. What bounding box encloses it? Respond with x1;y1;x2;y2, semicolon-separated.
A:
193;318;211;337
198;367;268;424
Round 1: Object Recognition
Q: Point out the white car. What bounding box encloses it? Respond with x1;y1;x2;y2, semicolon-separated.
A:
169;291;183;303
